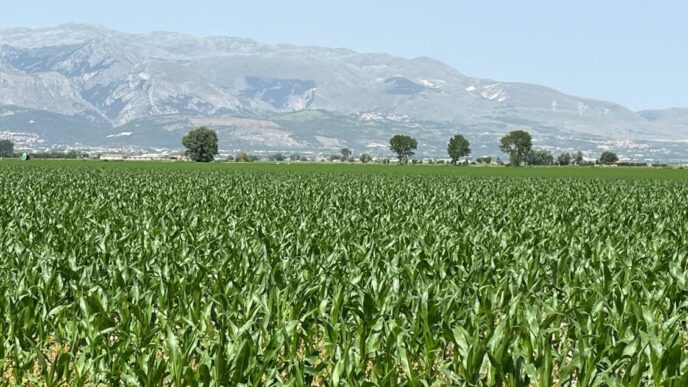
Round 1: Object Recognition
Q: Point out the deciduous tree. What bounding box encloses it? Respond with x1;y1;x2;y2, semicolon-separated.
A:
389;135;418;165
499;130;532;166
182;127;218;162
0;140;14;157
557;152;572;166
599;151;619;164
447;134;471;165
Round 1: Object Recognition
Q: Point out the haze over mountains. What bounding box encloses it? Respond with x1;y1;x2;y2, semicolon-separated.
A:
0;23;686;160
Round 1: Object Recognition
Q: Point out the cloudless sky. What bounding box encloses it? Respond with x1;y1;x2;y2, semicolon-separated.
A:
1;0;686;110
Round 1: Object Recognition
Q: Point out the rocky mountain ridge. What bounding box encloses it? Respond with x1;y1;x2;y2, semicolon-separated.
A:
0;23;686;160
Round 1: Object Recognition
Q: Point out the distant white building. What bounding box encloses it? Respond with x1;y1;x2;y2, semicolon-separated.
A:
99;154;126;161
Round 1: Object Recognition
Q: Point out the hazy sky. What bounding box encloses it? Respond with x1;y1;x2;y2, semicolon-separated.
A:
1;0;686;110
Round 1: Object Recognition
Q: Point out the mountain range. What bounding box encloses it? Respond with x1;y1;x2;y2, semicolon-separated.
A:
0;23;686;160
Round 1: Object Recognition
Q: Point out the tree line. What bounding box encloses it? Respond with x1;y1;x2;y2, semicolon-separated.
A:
387;130;619;166
0;128;620;165
0;140;89;160
182;126;621;165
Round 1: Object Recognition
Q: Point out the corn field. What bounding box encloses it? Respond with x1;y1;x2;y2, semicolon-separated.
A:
1;164;687;385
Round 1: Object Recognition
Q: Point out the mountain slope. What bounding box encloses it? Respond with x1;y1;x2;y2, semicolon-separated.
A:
0;24;686;160
639;108;688;127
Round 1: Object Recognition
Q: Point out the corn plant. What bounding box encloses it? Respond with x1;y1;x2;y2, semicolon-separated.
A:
0;164;687;385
